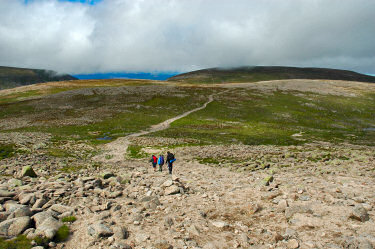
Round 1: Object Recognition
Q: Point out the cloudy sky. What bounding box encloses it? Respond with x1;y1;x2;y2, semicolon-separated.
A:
0;0;374;75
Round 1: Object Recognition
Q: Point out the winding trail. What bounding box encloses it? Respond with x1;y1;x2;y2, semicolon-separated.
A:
96;94;214;163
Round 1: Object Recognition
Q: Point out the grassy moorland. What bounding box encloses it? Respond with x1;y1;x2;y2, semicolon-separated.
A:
151;89;375;146
0;80;213;144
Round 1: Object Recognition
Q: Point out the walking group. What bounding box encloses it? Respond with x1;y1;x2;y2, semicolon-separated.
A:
149;151;176;174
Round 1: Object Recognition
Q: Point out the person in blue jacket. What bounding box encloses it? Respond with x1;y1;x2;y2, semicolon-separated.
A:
157;154;164;172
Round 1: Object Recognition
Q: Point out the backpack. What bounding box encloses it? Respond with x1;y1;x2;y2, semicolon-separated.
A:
152;155;157;163
158;156;164;165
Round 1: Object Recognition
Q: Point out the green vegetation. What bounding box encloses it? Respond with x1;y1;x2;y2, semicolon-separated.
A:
0;235;32;249
62;216;77;223
58;164;85;173
55;225;70;242
127;144;147;158
0;144;15;160
48;148;71;158
152;90;375;146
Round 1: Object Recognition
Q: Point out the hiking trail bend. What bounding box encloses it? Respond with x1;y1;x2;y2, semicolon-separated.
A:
96;94;214;163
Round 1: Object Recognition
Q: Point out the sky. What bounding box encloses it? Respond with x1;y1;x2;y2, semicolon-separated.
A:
0;0;374;77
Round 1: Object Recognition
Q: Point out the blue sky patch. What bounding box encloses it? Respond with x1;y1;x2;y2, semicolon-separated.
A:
73;72;179;81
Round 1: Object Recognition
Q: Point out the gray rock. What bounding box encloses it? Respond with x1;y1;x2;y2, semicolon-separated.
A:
113;226;129;240
350;205;369;222
0;216;31;236
0;190;15;198
32;212;54;227
32;198;47;209
211;221;229;228
164;185;180;195
34;217;63;239
102;172;115;179
8;179;23;188
87;222;113;238
7;205;32;219
50;204;73;214
285;205;313;220
22;166;37;178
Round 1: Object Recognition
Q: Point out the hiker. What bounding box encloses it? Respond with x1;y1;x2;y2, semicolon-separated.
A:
149;155;157;171
157;154;164;172
166;151;176;174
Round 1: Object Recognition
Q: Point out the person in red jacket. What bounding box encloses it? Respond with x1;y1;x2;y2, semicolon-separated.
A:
149;155;157;171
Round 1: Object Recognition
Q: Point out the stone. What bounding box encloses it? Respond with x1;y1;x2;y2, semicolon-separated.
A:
8;179;23;187
22;166;37;178
0;190;15;198
278;199;289;212
285;205;313;220
102;172;115;179
211;221;229;228
33;212;54;227
287;239;299;249
162;180;173;188
113;226;129;240
8;205;32;219
34;217;63;239
50;204;73;214
0;216;31;236
154;241;174;249
32;198;47;209
87;222;113;238
274;232;284;243
350;205;369;222
164;185;180;195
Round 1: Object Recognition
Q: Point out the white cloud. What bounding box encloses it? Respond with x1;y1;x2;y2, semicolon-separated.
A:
0;0;374;74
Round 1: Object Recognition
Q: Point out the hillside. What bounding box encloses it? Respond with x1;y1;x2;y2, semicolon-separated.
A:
168;66;375;84
0;79;374;248
0;66;77;90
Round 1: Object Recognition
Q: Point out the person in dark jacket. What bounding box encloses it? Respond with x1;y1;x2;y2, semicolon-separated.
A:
149;155;157;171
166;151;176;174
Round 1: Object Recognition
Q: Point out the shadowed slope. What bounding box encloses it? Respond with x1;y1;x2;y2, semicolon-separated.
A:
168;66;375;84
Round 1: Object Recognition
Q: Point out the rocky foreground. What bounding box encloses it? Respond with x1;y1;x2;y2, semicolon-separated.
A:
0;134;374;249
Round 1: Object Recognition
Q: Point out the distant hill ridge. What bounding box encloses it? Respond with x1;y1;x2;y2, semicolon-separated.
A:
0;66;77;90
168;66;375;84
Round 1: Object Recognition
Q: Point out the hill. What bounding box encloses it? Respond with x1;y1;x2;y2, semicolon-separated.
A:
168;66;375;84
0;66;77;89
0;78;374;248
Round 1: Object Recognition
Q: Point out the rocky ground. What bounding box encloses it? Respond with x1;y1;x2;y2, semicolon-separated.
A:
0;132;374;249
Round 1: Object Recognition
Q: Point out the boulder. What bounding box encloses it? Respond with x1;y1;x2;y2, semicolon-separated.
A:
50;204;73;214
0;190;15;198
164;185;180;195
349;205;369;222
22;166;37;178
33;212;54;227
7;206;32;219
102;172;115;179
87;222;113;238
287;239;299;249
0;216;31;236
113;226;129;240
34;217;63;239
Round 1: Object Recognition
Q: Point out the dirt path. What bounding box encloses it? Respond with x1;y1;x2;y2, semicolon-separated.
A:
96;94;214;163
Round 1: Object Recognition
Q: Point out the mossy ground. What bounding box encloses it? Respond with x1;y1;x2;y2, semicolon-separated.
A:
151;89;375;146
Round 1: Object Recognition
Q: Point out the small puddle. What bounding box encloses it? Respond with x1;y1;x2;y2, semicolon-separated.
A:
363;127;375;131
96;136;113;141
